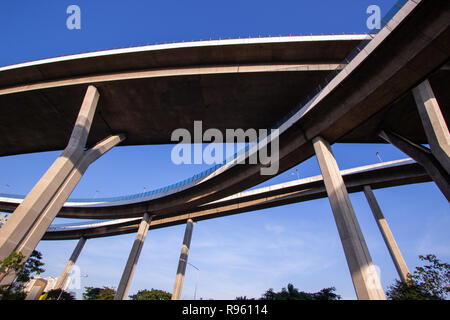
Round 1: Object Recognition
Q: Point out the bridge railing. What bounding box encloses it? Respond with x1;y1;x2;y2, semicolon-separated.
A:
271;0;408;130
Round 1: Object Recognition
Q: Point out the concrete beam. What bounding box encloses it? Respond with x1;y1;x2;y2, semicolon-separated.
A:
114;213;152;300
412;79;450;175
0;86;125;286
11;135;124;262
172;219;194;300
0;63;342;96
0;134;124;287
363;186;410;283
54;237;87;290
0;85;99;262
312;136;385;300
42;159;430;241
379;130;450;201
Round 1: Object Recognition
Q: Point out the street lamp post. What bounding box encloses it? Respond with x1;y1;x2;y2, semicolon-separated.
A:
291;169;299;180
178;258;200;300
186;262;200;300
376;152;383;163
58;273;88;300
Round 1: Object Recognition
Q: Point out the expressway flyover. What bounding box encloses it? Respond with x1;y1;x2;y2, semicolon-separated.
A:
39;158;429;240
0;0;448;300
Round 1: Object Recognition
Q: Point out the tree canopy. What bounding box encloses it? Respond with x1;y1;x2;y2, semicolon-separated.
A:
386;254;450;300
83;286;116;300
0;250;45;300
129;289;172;300
45;288;76;300
237;283;341;300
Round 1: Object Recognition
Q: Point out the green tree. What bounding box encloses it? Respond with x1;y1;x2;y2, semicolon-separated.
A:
0;250;45;300
83;286;101;300
259;283;341;300
83;286;116;300
412;254;449;298
0;252;25;276
386;254;449;300
311;287;342;300
386;276;436;300
45;288;75;300
16;251;45;284
129;289;172;300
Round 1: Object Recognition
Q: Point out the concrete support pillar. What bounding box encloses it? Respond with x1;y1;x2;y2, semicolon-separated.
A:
114;213;152;300
0;85;125;285
412;79;450;175
172;219;194;300
312;136;386;300
54;237;87;290
363;186;410;283
379;130;450;201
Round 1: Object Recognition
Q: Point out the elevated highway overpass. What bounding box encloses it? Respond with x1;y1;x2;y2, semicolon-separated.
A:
0;1;447;222
0;0;448;300
39;158;430;240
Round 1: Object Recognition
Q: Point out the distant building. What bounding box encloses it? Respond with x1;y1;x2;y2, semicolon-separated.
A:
24;277;59;300
24;276;58;294
24;276;77;300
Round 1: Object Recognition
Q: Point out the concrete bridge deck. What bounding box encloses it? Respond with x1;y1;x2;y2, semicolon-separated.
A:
0;0;447;221
41;158;430;240
0;35;367;156
1;0;448;300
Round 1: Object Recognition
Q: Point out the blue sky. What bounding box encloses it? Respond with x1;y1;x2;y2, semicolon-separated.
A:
0;1;449;300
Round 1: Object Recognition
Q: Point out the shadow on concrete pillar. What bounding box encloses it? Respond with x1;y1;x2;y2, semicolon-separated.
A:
114;213;152;300
0;85;125;286
412;79;450;175
172;218;194;300
379;130;450;201
363;186;410;283
312;136;386;300
54;237;87;290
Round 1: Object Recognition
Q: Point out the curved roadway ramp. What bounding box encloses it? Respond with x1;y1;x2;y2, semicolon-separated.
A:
0;0;449;300
42;158;430;240
1;0;447;222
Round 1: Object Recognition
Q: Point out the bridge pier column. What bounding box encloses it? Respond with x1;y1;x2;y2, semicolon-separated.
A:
0;85;125;286
363;186;410;283
312;136;386;300
172;219;194;300
379;130;450;201
412;79;450;175
54;237;87;290
114;213;152;300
